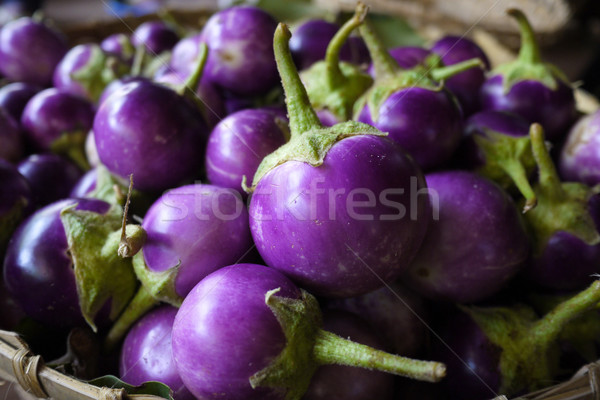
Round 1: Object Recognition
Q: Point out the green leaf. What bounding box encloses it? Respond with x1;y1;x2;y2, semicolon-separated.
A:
87;375;174;400
60;204;138;331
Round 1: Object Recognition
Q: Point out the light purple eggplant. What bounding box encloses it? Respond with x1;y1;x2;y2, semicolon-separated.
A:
201;6;279;96
479;9;576;142
0;82;41;122
433;281;600;399
21;88;95;170
522;123;600;290
171;264;446;400
93;79;208;192
303;310;395;400
132;21;179;55
120;306;193;400
248;24;430;298
403;170;529;303
355;17;481;170
0;108;23;163
290;19;370;71
100;33;134;63
431;35;490;116
104;183;253;349
0;17;67;85
560;110;600;185
205;108;287;195
17;154;83;207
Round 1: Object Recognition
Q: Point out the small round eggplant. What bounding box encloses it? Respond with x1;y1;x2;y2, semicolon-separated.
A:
17;154;83;207
0;17;67;85
0;160;32;254
479;9;576;142
201;6;279;96
0;82;41;122
132;21;179;55
120;306;193;400
100;33;134;63
403;171;529;303
560;110;600;185
205;108;287;195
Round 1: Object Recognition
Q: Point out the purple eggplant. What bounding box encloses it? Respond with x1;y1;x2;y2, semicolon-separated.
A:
355;15;482;170
434;280;600;399
169;33;202;78
93;79;208;192
560;110;600;185
522;123;600;290
479;9;576;142
53;43;128;102
21;88;94;170
105;183;252;348
0;160;32;254
201;6;278;96
205;108;287;195
120;306;193;400
0;279;26;331
290;19;370;71
325;281;427;357
403;170;529;303
366;46;431;78
460;110;537;211
172;264;446;400
132;21;179;55
300;5;373;123
2;198;128;328
97;75;149;106
0;82;41;122
17;154;83;207
431;35;490;116
100;33;134;63
303;310;395;400
70;168;98;198
0;17;67;85
0;107;22;163
248;23;430;298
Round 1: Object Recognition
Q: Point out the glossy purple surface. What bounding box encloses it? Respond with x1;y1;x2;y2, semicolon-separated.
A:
69;168;97;198
100;33;133;61
169;33;202;77
480;75;576;142
141;184;253;298
367;46;430;77
97;76;149;106
249;135;430;298
120;306;193;400
172;264;300;400
52;44;97;101
403;171;529;303
206;108;287;194
325;281;427;356
433;309;502;400
560;110;600;185
431;35;490;116
460;110;531;168
357;87;463;171
0;108;22;163
0;17;67;85
290;19;370;71
21;88;95;151
17;154;83;207
132;21;179;55
201;6;278;96
0;82;41;122
3;198;110;328
93;80;208;192
303;310;395;400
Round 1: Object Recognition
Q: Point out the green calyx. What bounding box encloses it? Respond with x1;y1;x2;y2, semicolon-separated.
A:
473;130;537;212
251;288;446;399
299;2;373;121
521;124;600;255
493;9;570;94
355;16;483;122
60;204;138;332
250;288;322;400
250;22;386;190
132;251;182;307
465;280;600;396
50;130;90;171
71;44;129;103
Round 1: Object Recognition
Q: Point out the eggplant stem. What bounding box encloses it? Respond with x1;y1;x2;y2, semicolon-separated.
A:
507;8;541;65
